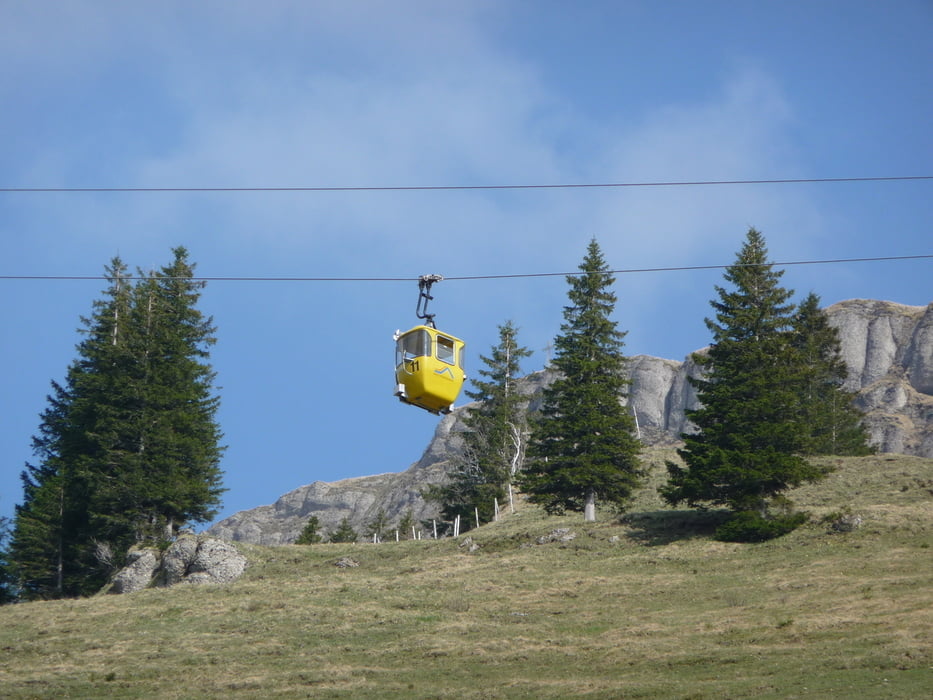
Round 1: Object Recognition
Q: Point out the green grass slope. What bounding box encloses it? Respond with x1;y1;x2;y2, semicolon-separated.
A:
1;450;931;699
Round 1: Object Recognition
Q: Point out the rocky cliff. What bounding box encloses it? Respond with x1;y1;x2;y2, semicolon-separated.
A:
208;417;468;546
208;299;932;545
829;299;933;455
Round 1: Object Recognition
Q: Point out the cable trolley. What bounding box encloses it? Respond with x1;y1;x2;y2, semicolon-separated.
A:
393;275;466;414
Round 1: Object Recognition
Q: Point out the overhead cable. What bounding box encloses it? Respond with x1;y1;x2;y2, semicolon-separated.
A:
1;254;930;283
1;175;931;193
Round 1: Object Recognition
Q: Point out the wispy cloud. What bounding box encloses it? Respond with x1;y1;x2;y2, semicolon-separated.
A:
4;5;815;268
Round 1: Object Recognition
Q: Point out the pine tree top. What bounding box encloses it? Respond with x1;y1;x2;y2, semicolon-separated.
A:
707;227;796;345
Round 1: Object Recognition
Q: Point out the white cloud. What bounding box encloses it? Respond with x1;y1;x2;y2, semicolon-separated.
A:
581;67;822;264
2;5;827;304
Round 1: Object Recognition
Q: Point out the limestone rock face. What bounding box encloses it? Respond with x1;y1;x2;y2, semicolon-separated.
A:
622;352;706;441
826;300;932;455
906;305;933;394
626;355;685;442
827;300;925;389
209;299;931;546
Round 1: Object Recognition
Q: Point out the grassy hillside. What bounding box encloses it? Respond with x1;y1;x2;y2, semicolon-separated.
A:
2;450;931;699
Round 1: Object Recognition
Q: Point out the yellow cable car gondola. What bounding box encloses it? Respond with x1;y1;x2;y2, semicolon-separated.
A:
394;275;466;415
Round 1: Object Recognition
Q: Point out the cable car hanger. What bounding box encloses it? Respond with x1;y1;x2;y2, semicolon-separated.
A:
415;274;443;329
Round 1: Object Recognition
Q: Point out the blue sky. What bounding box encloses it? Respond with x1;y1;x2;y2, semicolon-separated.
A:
2;1;931;529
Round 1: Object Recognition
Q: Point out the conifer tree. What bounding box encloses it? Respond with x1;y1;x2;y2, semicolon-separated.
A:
329;517;359;543
9;467;68;599
521;240;641;521
791;292;873;456
661;229;825;539
464;320;533;485
295;515;323;544
424;321;532;528
125;248;226;540
11;258;134;596
10;250;225;598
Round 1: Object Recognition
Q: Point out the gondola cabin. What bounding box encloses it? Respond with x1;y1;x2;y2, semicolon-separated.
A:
394;325;466;414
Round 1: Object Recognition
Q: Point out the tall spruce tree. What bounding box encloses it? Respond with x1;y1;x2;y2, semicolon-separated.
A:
661;229;825;539
423;321;532;529
463;320;533;486
521;240;641;522
10;250;225;598
11;258;134;597
9;466;69;599
126;249;225;540
791;293;873;456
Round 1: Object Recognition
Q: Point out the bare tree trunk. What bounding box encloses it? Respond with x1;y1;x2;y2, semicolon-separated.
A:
584;488;597;522
508;421;528;477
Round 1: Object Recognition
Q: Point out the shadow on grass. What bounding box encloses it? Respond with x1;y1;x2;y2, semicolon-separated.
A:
620;509;731;546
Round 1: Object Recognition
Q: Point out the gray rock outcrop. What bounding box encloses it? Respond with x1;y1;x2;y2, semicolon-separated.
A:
208;414;469;545
827;300;932;455
208;299;932;546
109;548;160;594
108;534;248;594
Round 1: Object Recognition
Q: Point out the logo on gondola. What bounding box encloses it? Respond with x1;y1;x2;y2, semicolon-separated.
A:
434;366;456;380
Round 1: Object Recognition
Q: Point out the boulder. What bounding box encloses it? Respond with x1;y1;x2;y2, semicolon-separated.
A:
183;537;248;585
536;528;576;544
109;548;159;594
108;534;247;594
159;534;200;586
830;513;863;533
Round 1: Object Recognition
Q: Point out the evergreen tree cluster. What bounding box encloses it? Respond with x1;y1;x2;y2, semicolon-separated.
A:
8;248;225;599
293;508;427;546
661;229;872;539
429;232;871;538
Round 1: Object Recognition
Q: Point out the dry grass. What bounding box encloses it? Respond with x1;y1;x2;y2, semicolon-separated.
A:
1;451;931;699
